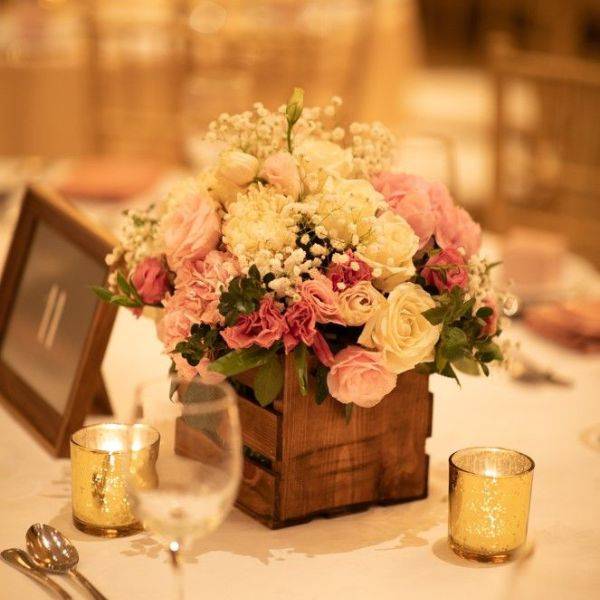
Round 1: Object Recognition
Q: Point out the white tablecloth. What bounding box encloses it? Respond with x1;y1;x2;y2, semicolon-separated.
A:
1;308;599;599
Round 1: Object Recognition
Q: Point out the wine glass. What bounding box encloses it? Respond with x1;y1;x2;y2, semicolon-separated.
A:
129;377;242;600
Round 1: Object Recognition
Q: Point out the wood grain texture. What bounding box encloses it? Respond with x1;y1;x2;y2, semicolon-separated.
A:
237;395;279;462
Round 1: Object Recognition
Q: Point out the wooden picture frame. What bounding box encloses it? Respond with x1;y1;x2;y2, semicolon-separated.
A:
0;185;117;457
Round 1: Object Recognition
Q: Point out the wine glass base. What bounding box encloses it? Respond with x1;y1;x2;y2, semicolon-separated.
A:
73;515;142;538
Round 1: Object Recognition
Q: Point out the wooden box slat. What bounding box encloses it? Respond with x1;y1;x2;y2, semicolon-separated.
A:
237;395;279;462
237;460;277;527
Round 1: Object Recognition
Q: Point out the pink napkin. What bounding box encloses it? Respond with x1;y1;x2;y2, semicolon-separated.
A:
524;299;600;353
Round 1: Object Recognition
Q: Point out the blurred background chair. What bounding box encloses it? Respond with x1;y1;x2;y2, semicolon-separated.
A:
490;40;600;267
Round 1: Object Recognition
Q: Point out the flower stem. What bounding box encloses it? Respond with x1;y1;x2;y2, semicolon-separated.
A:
169;540;184;600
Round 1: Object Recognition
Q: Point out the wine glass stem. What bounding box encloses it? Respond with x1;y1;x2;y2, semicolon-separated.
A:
169;540;184;600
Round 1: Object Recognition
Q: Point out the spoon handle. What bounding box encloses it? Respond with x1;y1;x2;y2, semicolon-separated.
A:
70;568;109;600
1;549;73;600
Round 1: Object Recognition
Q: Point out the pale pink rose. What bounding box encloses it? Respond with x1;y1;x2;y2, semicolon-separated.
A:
312;331;334;367
299;274;344;325
327;251;372;292
176;251;240;326
372;172;435;249
162;186;221;271
283;300;317;353
196;358;226;385
259;152;302;198
421;248;469;293
131;257;170;305
327;346;397;408
430;183;481;257
221;296;287;350
480;295;499;338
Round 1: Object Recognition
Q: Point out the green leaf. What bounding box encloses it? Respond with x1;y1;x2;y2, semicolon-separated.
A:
415;362;436;375
440;362;461;386
293;343;308;396
435;347;448;372
422;305;446;325
315;364;329;405
344;403;354;424
117;271;134;296
476;306;494;319
454;356;480;376
91;286;113;302
208;347;274;377
441;327;468;359
110;295;140;308
476;341;503;363
253;354;284;407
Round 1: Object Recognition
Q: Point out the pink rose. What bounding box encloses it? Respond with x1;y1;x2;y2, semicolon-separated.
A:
327;251;372;292
157;290;194;352
372;172;435;249
421;248;469;293
162;182;221;271
172;356;226;384
312;331;334;367
131;257;170;305
259;152;301;198
176;251;240;326
327;346;396;408
283;300;317;353
480;295;499;338
299;274;343;325
221;296;287;350
430;183;481;257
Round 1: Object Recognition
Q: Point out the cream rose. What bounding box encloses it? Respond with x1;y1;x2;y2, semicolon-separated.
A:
295;139;353;191
358;282;440;374
357;211;419;292
338;281;385;326
310;177;384;246
217;149;259;186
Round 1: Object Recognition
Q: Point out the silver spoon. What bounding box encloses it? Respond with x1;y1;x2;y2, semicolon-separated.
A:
25;524;108;600
1;548;73;599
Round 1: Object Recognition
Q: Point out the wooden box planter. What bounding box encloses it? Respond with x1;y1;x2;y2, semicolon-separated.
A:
177;356;433;529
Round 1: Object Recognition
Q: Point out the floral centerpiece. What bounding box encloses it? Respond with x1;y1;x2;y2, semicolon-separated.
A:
94;89;504;413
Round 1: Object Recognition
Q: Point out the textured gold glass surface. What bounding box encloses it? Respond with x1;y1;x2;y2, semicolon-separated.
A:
70;423;160;538
448;447;534;563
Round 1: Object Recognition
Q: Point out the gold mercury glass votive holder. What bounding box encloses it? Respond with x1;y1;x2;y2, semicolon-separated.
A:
70;423;160;538
448;447;534;563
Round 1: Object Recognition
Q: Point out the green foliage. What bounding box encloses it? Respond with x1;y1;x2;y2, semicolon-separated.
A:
208;345;278;377
293;343;309;396
91;270;143;309
254;354;284;407
218;265;267;326
174;323;226;367
315;363;329;405
420;287;503;384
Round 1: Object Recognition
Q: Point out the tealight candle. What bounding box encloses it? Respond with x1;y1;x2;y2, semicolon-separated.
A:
448;447;534;563
70;423;160;538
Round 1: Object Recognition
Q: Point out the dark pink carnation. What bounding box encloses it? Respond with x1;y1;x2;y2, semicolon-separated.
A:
131;257;170;305
221;296;287;350
282;300;317;353
327;251;372;292
421;248;469;293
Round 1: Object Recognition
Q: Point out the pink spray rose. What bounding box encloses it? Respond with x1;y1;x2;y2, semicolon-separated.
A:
221;296;287;350
372;172;435;249
326;346;397;408
131;257;170;305
175;251;240;326
327;251;372;292
421;248;469;293
259;152;302;198
157;290;194;352
299;274;344;325
430;183;481;258
162;182;221;271
479;295;499;338
282;300;317;353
